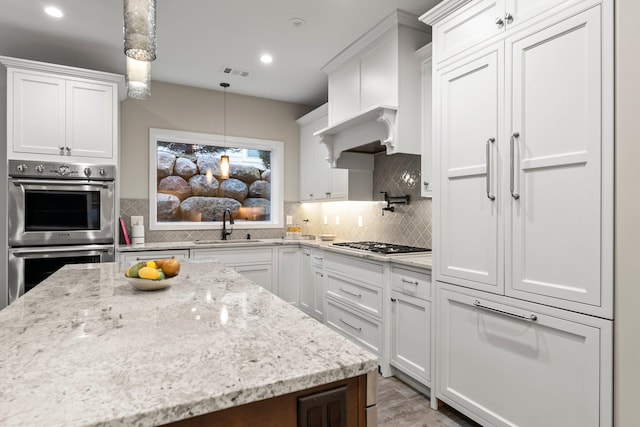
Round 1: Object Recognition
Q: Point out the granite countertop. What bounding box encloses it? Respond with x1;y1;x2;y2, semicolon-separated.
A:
119;239;433;270
0;260;378;427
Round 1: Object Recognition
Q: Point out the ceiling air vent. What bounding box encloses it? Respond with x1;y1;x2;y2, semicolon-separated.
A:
221;66;252;78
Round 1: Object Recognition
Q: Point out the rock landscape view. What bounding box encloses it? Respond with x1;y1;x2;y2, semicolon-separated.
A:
156;143;271;223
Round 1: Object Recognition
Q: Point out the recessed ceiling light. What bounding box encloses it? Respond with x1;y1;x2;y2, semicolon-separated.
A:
260;54;273;64
289;17;306;27
44;6;63;18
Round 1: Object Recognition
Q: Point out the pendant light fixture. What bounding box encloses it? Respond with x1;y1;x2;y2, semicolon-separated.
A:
219;82;231;180
124;0;156;99
124;0;156;61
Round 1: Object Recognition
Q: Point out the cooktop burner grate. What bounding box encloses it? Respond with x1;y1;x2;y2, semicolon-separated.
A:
332;241;431;254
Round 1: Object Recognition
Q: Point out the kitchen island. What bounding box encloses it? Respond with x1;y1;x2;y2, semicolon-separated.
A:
0;259;378;426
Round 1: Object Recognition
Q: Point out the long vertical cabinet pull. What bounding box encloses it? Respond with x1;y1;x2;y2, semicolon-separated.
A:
486;137;496;200
510;132;520;199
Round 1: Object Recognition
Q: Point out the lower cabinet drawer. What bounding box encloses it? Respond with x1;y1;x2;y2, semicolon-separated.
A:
391;266;431;300
436;282;612;427
326;298;382;356
326;272;382;318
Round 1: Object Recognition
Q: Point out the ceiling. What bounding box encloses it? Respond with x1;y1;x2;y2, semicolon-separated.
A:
0;0;441;107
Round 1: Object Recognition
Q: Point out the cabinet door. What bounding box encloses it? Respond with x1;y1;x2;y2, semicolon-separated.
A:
312;268;325;321
506;0;585;28
435;46;503;294
437;284;610;427
433;0;505;62
66;80;114;159
11;71;66;156
235;264;274;294
299;110;329;201
299;249;314;315
505;8;605;310
278;247;300;307
390;291;431;385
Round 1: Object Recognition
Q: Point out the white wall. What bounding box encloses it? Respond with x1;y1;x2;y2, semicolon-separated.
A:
119;81;312;202
614;0;640;425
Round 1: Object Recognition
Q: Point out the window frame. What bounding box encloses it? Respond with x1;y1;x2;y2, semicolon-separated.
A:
148;128;284;231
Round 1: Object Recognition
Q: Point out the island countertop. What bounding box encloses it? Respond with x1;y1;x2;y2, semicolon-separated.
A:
0;260;378;426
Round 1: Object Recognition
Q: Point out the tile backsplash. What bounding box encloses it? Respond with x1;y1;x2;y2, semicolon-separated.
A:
120;153;432;248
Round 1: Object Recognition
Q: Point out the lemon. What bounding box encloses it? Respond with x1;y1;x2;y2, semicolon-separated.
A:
146;261;158;269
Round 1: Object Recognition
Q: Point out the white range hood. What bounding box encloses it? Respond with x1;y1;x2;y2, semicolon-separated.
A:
313;105;397;167
313;10;431;167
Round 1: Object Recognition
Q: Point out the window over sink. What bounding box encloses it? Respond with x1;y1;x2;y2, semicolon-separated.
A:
149;128;283;231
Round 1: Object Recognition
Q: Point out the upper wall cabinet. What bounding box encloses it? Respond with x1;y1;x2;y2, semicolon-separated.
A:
0;56;125;164
315;10;431;166
425;0;589;64
297;104;373;202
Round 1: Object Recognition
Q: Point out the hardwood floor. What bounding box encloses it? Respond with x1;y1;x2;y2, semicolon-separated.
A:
377;375;481;427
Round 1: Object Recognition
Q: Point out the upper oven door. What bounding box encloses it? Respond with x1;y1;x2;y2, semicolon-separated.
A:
8;178;115;246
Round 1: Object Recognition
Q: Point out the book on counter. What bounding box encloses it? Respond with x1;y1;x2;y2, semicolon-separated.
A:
119;217;131;245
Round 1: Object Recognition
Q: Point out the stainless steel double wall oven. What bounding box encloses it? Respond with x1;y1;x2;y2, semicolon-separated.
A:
7;160;116;304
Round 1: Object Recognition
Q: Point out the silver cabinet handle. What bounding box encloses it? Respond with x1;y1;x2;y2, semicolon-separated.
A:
401;277;419;286
59;146;65;155
473;299;537;321
304;253;310;257
486;137;496;201
65;146;71;155
135;255;176;261
390;298;397;302
340;287;362;298
339;317;362;331
510;132;520;199
504;12;514;24
495;17;504;28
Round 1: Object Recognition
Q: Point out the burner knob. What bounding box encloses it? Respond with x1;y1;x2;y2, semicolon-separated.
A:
84;167;92;177
35;164;44;173
98;168;105;176
58;165;70;176
16;164;27;172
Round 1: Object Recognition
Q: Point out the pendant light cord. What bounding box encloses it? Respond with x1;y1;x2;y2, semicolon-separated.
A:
220;82;230;152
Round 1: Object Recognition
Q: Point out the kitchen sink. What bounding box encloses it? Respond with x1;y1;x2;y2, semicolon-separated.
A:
193;239;263;245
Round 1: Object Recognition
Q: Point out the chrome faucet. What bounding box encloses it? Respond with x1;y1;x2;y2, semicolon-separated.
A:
221;208;235;240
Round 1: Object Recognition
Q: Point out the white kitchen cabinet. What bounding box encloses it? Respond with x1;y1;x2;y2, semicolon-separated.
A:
436;282;612;427
277;246;300;307
324;251;386;365
434;45;503;295
297;104;373;202
118;249;190;273
190;247;277;294
3;57;123;164
427;3;613;317
389;290;431;386
426;0;587;64
417;43;433;197
299;248;315;315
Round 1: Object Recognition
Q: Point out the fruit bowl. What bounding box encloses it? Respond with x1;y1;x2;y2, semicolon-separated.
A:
124;258;181;291
126;276;175;291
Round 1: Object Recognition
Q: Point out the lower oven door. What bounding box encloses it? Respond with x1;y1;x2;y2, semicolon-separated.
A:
8;244;115;305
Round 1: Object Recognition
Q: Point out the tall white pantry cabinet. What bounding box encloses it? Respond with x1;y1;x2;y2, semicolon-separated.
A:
421;0;613;426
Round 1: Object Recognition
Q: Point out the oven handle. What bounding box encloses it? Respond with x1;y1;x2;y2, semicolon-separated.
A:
11;179;112;188
10;245;114;257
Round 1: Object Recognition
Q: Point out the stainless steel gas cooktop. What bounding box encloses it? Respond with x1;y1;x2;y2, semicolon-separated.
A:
332;241;431;254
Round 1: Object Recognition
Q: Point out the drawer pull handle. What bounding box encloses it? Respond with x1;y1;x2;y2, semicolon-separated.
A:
400;277;419;285
339;317;362;331
313;256;323;260
390;298;397;302
473;300;537;322
340;288;362;298
135;255;176;261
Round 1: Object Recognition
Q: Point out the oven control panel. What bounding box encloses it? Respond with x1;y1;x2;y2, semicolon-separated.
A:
9;160;115;180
